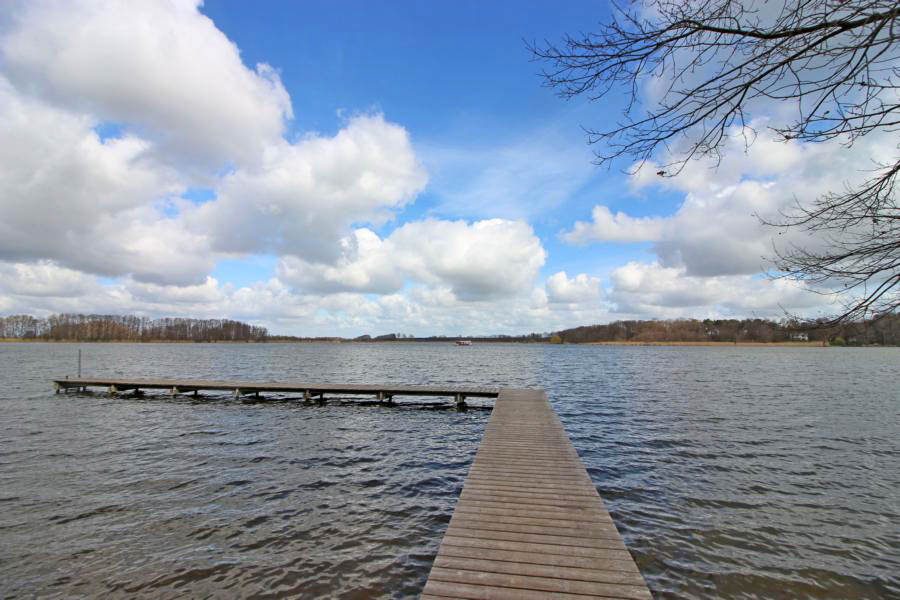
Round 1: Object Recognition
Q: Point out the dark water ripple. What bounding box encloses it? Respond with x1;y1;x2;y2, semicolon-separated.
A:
0;342;898;598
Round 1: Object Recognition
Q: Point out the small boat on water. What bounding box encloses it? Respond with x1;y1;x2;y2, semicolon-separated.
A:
455;340;472;346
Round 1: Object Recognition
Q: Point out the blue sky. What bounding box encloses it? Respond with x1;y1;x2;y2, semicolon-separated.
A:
201;0;635;287
212;0;676;293
0;0;851;335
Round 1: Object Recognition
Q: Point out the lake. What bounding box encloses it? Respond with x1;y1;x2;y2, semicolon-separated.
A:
0;342;897;598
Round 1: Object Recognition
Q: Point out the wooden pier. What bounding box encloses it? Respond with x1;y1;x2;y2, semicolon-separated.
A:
51;379;651;596
52;377;498;407
423;388;651;599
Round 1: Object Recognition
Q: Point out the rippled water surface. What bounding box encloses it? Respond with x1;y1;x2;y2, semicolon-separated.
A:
1;342;898;598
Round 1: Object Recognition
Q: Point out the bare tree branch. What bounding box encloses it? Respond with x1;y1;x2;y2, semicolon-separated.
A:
531;0;899;324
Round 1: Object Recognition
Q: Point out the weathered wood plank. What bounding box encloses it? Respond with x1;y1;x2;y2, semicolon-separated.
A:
454;499;611;517
453;505;612;522
436;544;641;573
460;481;603;496
463;477;598;492
444;526;628;550
472;458;586;466
424;580;594;599
427;568;652;599
449;512;615;530
466;469;591;481
458;492;608;510
460;483;603;499
425;570;652;600
465;471;594;484
433;556;647;587
449;517;621;539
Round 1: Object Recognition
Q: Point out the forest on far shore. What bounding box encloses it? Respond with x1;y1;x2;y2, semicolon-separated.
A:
552;315;900;346
1;312;898;345
0;314;267;342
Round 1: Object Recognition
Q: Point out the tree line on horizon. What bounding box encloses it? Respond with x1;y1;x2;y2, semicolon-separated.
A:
553;316;900;346
1;312;897;345
0;313;267;342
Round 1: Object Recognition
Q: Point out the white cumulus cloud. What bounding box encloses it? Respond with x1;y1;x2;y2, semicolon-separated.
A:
562;125;896;278
564;206;665;244
0;76;215;284
545;271;603;303
0;4;426;288
608;261;829;318
1;0;291;170
0;261;99;298
191;114;427;263
278;219;547;301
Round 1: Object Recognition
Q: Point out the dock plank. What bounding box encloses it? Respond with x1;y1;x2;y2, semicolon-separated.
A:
423;388;650;598
448;520;620;541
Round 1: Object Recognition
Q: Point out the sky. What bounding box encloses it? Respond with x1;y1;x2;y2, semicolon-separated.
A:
0;0;873;336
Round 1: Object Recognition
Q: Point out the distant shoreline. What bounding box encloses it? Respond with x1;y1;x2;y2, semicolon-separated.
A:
581;340;827;347
0;338;868;347
0;338;268;344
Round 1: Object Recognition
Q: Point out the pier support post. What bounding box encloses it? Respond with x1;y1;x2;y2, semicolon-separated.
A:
304;390;325;404
108;385;117;396
455;393;467;410
171;386;179;397
233;388;241;400
54;383;60;394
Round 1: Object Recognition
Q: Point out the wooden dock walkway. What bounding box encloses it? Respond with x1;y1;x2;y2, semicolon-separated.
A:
423;388;651;599
52;377;498;406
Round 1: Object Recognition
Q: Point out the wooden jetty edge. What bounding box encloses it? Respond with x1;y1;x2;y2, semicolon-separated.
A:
50;378;651;596
423;388;651;599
